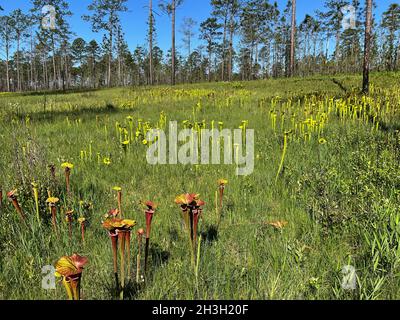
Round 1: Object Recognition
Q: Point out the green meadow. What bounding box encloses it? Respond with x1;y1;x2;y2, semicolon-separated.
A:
1;72;400;300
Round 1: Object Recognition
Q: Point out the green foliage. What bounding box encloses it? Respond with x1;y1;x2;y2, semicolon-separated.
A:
0;73;400;299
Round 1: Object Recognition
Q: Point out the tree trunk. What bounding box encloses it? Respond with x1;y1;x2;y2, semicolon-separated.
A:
250;42;254;80
266;42;271;78
313;33;317;74
149;0;154;85
335;30;340;69
208;45;212;82
289;0;296;77
57;55;62;89
17;33;21;91
187;33;192;83
389;29;395;71
255;43;259;79
171;0;176;86
5;36;10;92
228;13;234;81
51;34;57;89
61;55;66;92
92;55;96;88
221;16;227;81
44;56;48;89
362;0;373;94
109;31;113;87
30;32;35;90
108;15;113;87
118;51;121;86
66;54;71;89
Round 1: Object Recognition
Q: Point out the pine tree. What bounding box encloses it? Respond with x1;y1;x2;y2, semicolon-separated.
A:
83;0;128;87
9;9;31;91
240;0;270;80
0;15;14;91
159;0;184;85
181;17;197;82
87;40;101;88
31;0;72;90
381;3;400;71
319;0;350;65
148;0;155;85
211;0;236;80
200;17;222;81
362;0;373;93
71;38;87;87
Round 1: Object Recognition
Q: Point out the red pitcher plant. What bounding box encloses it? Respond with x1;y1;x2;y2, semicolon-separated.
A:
143;201;157;274
217;179;228;226
7;189;27;226
55;254;88;300
102;216;136;299
46;197;59;234
175;193;205;266
61;162;74;195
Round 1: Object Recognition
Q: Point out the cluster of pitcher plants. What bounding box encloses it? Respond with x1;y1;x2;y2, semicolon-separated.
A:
0;160;235;300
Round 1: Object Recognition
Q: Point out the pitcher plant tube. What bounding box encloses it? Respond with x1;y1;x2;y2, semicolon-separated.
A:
217;179;228;225
102;217;136;299
65;209;74;239
49;164;56;181
55;254;88;300
61;162;74;195
7;189;27;226
175;194;205;267
31;182;40;224
46;197;59;234
78;217;86;244
175;193;199;231
102;218;120;279
192;199;205;248
113;187;123;218
136;228;144;283
275;131;291;184
143;201;157;274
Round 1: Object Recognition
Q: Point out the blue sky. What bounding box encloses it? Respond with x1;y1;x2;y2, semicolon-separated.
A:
0;0;396;54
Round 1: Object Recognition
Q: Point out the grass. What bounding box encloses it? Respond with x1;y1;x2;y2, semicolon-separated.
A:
0;72;400;300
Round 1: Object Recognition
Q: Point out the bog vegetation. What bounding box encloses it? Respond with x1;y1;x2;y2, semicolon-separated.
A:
0;72;400;300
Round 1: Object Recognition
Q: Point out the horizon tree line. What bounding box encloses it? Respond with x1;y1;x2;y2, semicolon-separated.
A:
0;0;399;92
